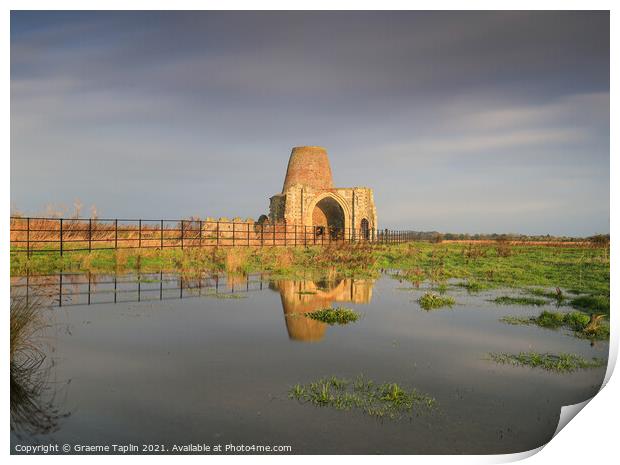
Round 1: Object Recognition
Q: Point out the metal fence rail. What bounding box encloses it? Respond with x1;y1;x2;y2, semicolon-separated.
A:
10;216;418;255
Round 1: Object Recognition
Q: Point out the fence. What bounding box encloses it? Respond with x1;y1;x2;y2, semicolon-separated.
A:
10;216;418;255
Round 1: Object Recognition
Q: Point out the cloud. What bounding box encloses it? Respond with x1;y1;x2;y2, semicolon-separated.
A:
10;11;610;236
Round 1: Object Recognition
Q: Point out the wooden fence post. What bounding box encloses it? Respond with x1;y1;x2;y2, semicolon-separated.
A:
60;218;63;256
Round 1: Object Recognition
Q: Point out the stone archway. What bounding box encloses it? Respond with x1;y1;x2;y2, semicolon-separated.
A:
305;192;352;240
313;197;345;239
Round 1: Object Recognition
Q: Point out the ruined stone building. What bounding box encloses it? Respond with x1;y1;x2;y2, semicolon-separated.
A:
268;146;377;239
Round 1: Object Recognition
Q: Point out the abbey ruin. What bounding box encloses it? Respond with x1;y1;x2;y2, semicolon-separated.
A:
268;146;377;240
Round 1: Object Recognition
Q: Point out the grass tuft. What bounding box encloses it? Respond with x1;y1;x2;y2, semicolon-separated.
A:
418;292;455;310
570;294;610;315
289;375;435;420
500;310;609;340
303;307;361;325
489;352;606;373
457;280;491;293
10;295;47;363
491;296;548;306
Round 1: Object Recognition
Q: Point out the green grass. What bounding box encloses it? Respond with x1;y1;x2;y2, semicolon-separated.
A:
376;242;609;295
289;375;436;420
456;280;490;293
500;310;609;340
12;242;610;297
535;310;566;328
489;352;606;373
417;292;455;310
303;307;361;325
570;294;610;315
431;283;448;294
491;296;549;306
527;287;565;302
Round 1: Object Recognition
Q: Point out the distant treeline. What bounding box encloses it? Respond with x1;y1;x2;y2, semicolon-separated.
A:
402;231;610;244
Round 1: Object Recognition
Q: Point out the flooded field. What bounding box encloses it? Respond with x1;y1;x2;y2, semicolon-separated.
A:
10;272;608;454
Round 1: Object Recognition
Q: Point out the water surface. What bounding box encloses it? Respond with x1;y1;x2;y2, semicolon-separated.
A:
10;272;608;454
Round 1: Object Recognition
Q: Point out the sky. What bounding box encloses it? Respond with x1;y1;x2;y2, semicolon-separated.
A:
10;11;610;236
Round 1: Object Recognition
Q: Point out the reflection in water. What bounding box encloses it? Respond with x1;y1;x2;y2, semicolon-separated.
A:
10;357;67;438
10;272;269;308
11;272;375;344
10;294;68;438
271;278;374;342
8;271;607;453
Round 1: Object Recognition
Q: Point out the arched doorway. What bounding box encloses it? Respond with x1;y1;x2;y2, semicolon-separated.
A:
312;196;345;240
360;218;370;240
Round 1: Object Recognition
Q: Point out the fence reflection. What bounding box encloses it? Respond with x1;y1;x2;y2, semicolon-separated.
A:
10;272;376;344
10;272;269;308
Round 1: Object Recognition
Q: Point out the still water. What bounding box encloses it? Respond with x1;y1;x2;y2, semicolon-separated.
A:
10;272;608;454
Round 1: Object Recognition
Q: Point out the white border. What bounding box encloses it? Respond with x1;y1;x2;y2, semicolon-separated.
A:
3;2;616;463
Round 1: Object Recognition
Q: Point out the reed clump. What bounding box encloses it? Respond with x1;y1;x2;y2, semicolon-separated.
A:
224;247;252;274
10;294;67;436
10;295;47;363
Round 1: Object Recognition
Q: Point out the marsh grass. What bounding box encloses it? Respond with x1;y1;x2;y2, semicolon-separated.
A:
10;295;47;363
488;352;606;373
418;292;455;310
10;294;68;436
431;283;449;294
456;280;491;293
224;248;252;274
11;355;68;437
500;310;609;340
527;287;565;303
289;375;436;420
570;294;610;315
302;307;361;325
12;242;610;298
491;296;548;306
